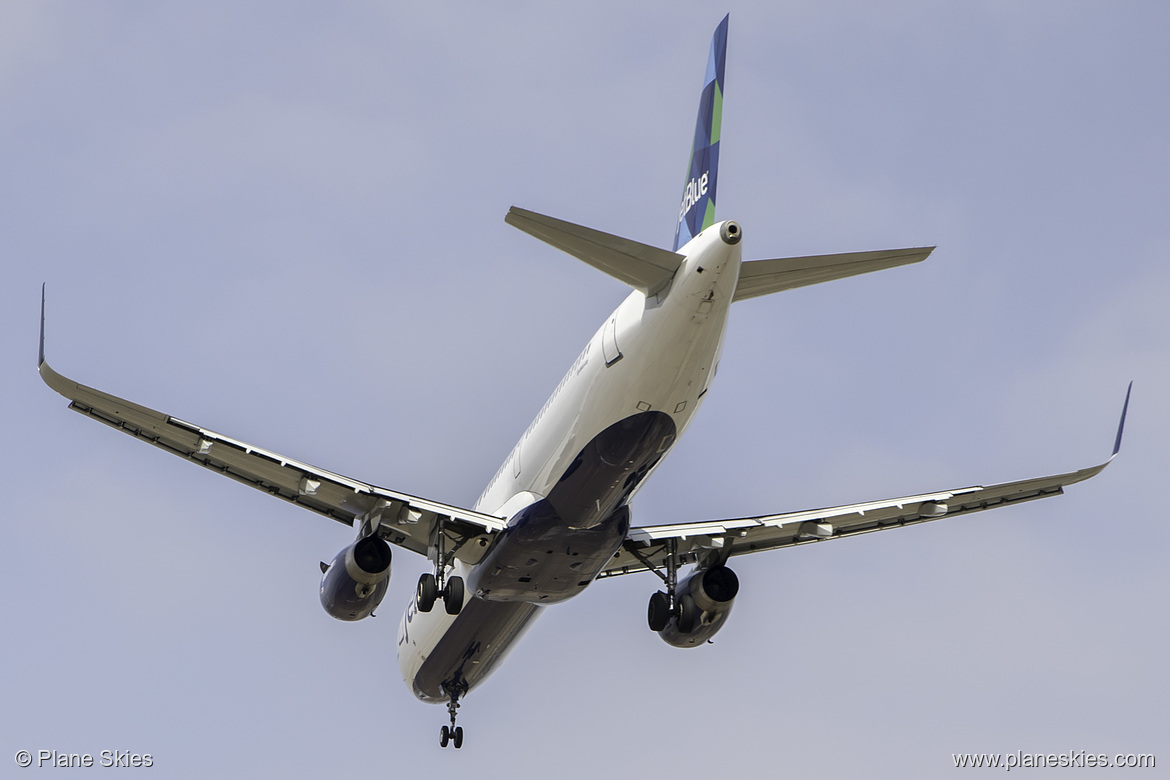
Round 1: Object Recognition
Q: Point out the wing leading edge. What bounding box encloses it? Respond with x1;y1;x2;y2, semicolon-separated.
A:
38;287;504;564
602;384;1131;578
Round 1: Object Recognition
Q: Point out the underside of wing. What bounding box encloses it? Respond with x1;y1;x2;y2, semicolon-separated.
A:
602;385;1130;578
732;246;934;302
38;330;505;564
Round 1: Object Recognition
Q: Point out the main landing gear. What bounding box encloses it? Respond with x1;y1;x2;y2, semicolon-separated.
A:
416;519;465;616
638;539;697;634
438;682;466;749
647;589;697;633
416;572;464;616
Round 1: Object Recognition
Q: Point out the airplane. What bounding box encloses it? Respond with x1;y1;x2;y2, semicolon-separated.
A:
39;15;1129;750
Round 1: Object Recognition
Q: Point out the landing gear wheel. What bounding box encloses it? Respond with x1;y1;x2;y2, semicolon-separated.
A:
647;591;670;632
676;593;698;634
440;681;465;749
443;576;465;616
417;573;437;613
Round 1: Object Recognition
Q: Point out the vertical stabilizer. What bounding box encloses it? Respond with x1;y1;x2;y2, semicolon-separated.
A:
673;14;728;252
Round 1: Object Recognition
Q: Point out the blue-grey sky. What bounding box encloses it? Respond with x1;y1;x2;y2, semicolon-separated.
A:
3;2;1167;776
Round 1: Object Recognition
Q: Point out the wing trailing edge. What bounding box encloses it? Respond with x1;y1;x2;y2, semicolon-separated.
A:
37;287;505;562
602;382;1132;578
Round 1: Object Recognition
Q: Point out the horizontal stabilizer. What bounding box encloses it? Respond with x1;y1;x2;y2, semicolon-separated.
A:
506;207;684;295
733;246;934;302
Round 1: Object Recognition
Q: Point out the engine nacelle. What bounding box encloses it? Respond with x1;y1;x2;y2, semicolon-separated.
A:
659;565;739;648
319;535;392;621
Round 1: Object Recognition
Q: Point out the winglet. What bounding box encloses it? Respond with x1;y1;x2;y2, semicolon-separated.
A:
39;283;47;368
1112;381;1132;457
37;285;78;400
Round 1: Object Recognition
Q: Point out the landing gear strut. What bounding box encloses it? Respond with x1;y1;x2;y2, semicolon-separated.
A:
416;519;464;616
636;539;697;634
438;682;465;749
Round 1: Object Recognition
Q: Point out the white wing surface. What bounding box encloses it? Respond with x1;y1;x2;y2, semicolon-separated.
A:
602;385;1130;577
38;297;504;563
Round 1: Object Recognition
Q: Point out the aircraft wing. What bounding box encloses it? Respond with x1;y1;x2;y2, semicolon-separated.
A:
601;385;1130;578
38;297;505;564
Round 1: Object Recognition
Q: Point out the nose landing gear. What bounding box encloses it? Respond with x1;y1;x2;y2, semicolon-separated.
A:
438;682;466;749
439;723;463;749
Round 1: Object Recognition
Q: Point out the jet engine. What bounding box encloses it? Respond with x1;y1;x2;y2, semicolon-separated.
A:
656;564;739;648
319;535;392;621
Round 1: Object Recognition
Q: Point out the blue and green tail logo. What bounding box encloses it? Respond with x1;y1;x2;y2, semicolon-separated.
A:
673;14;728;252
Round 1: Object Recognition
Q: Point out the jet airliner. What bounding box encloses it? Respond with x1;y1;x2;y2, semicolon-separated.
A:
40;15;1128;749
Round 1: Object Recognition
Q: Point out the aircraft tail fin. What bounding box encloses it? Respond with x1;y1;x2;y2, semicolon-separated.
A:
673;14;729;252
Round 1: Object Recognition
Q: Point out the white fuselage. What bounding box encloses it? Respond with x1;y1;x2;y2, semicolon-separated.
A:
396;223;742;702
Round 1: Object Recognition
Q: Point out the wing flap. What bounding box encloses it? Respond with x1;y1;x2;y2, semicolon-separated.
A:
602;386;1130;577
602;470;1085;577
39;358;505;563
732;246;934;302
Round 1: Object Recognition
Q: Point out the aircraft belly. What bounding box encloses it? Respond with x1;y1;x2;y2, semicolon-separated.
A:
400;410;677;702
515;292;729;502
470;410;675;603
476;239;737;515
408;597;542;702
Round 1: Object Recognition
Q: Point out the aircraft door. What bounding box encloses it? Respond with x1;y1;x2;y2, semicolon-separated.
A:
603;316;622;365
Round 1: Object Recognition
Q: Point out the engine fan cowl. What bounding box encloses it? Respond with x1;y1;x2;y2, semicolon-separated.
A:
320;535;392;621
659;565;739;648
